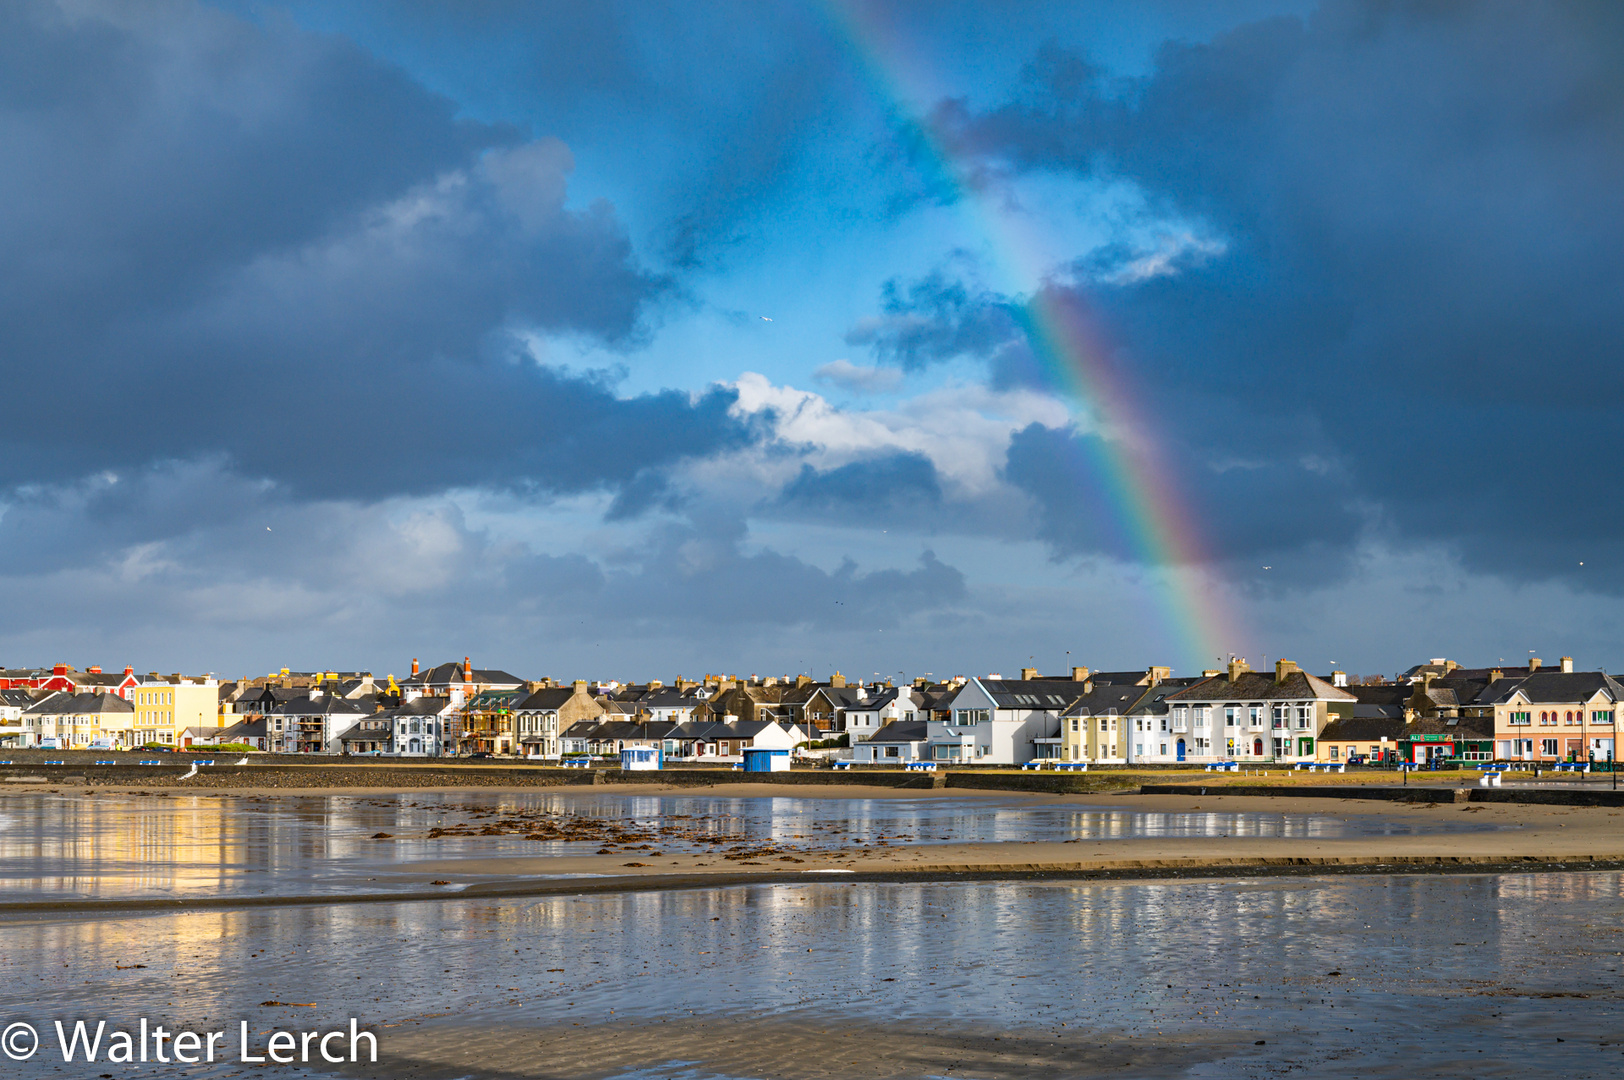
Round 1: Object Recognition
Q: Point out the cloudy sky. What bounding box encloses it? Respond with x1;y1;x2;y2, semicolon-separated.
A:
4;0;1622;682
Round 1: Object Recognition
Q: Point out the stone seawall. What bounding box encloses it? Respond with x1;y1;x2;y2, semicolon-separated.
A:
0;760;1133;793
1139;782;1624;808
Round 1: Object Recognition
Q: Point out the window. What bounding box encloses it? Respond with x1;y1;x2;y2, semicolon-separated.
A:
1248;706;1263;727
1159;743;1168;756
1272;705;1287;729
1295;705;1312;730
956;709;990;725
883;746;899;758
1195;737;1210;753
1594;711;1615;724
1566;711;1574;724
1328;746;1339;760
1194;707;1209;729
1172;706;1187;728
1541;738;1558;756
1070;718;1080;732
1224;707;1239;728
1509;711;1531;725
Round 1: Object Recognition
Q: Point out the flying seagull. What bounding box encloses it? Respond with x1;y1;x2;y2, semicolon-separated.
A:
1261;565;1272;570
759;315;773;322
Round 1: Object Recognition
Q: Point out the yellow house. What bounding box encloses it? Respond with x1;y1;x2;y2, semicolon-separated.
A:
1056;683;1146;763
131;677;220;746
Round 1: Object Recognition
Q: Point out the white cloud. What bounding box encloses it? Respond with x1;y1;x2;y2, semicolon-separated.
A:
719;371;1072;497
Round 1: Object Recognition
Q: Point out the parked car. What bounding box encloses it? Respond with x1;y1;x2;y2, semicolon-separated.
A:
1345;754;1367;765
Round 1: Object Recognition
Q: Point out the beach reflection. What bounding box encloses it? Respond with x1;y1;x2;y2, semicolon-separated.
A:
0;790;1503;902
2;872;1621;1078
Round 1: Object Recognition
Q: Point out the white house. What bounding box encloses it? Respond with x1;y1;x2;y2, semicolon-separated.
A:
1162;660;1355;764
1123;678;1202;764
842;686;922;745
850;720;930;764
0;689;36;747
936;676;1086;765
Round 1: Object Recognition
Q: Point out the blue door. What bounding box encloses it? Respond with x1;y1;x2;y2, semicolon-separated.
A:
1176;739;1186;762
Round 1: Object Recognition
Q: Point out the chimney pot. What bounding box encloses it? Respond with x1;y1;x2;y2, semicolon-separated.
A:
411;658;419;677
1274;659;1300;683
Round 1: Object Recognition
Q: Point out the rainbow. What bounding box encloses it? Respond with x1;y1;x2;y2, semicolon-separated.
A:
820;0;1244;671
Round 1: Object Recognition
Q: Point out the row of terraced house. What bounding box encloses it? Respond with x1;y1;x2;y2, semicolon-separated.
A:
1;654;1619;767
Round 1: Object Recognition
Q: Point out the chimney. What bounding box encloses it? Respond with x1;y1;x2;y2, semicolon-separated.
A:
88;666;102;675
1071;666;1089;682
53;663;69;676
830;672;846;688
798;674;813;688
463;657;473;682
572;679;587;693
1561;656;1574;674
1146;666;1171;685
1332;671;1347;687
411;658;419;677
124;666;133;675
1529;657;1542;673
1422;672;1436;692
647;679;663;689
1227;658;1250;683
1489;668;1504;682
1020;667;1038;681
1274;659;1300;683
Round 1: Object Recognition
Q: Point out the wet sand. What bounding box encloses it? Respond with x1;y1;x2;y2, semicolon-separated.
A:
334;1016;1249;1080
6;784;1623;914
397;789;1624;882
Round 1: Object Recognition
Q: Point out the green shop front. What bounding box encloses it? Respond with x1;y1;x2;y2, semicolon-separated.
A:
1401;731;1493;763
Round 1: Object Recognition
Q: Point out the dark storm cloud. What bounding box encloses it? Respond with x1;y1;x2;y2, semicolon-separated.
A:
252;0;865;269
0;1;746;503
894;1;1624;587
1002;423;1362;585
844;270;1023;371
601;516;966;629
774;452;944;516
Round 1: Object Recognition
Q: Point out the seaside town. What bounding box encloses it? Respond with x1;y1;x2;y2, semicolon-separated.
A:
1;654;1617;769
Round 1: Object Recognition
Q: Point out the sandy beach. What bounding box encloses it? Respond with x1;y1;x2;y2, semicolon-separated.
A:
333;1015;1250;1080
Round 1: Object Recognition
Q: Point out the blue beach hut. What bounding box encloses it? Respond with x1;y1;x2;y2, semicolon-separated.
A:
741;748;791;772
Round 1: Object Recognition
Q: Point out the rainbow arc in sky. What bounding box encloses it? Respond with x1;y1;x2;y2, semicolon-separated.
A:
822;0;1245;672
